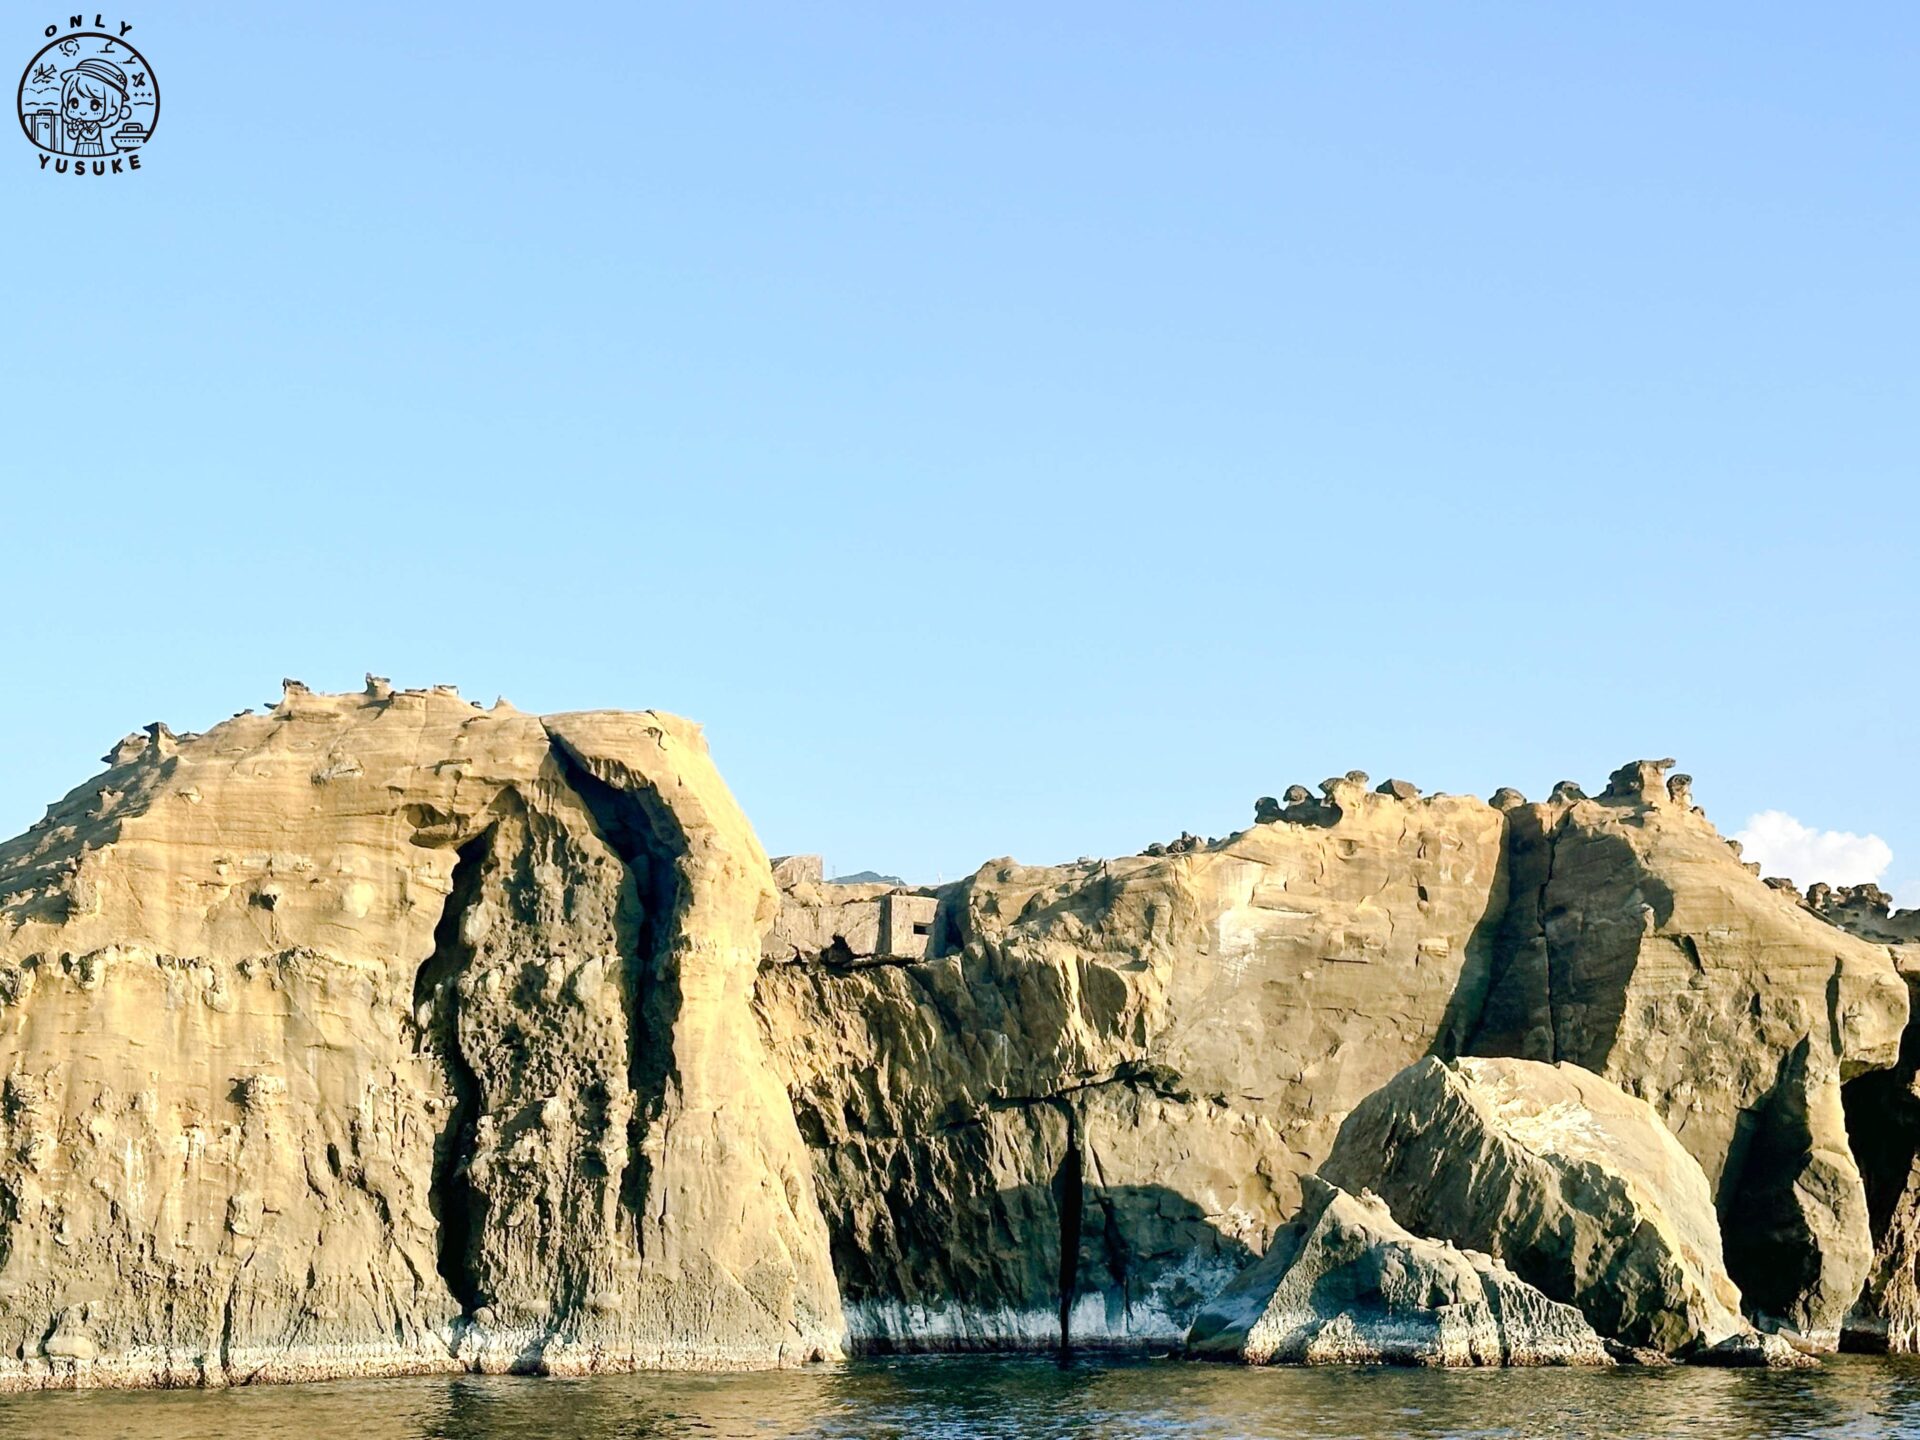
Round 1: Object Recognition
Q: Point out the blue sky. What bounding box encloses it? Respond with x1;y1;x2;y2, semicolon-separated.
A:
2;3;1915;897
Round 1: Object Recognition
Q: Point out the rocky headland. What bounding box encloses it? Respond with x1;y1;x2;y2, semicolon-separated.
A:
0;682;1914;1387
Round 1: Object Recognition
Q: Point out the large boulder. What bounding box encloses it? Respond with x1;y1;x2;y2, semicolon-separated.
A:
1320;1056;1747;1353
0;685;842;1389
1466;761;1907;1345
1186;1176;1611;1367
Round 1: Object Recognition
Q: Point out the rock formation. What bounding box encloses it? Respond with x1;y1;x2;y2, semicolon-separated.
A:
0;685;839;1389
755;776;1515;1349
1463;760;1905;1345
1809;884;1920;1352
757;763;1904;1355
1318;1056;1748;1353
0;692;1908;1387
1185;1175;1611;1366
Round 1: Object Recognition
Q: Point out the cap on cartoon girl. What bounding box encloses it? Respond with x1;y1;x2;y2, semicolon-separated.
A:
59;57;130;157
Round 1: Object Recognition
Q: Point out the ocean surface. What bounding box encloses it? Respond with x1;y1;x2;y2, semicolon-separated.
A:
2;1354;1917;1440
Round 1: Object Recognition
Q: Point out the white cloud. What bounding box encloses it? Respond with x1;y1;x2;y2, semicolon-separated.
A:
1733;810;1893;890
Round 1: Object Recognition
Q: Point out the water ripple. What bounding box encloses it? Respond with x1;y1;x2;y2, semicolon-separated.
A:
2;1354;1917;1440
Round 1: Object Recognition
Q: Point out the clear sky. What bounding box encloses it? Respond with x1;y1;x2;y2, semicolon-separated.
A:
2;3;1915;898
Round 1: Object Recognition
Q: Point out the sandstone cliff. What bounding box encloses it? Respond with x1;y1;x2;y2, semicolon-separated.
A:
754;764;1906;1354
0;689;1909;1387
754;777;1513;1348
0;683;839;1388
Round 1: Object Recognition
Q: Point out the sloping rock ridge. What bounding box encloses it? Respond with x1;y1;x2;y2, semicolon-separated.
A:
0;689;1912;1387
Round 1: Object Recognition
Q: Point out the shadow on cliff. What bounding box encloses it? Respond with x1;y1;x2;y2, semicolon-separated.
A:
839;1174;1253;1355
1443;815;1671;1070
547;745;692;1257
411;825;497;1316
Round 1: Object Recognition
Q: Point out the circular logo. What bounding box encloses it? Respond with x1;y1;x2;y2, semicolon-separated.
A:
17;32;158;159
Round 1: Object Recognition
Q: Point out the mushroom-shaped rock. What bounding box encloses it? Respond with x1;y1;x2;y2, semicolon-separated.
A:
1319;1056;1750;1354
1186;1176;1611;1367
1667;773;1694;807
1549;781;1587;803
1377;779;1420;802
364;674;394;699
1345;770;1371;787
1604;758;1678;803
1254;796;1283;825
1283;784;1313;806
1489;787;1527;811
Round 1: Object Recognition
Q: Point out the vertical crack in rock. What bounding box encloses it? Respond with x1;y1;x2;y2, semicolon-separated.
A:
1463;807;1567;1063
1846;1038;1920;1251
414;828;494;1317
1841;1000;1920;1351
1718;1039;1820;1324
1538;817;1563;1063
545;742;689;1245
1054;1100;1083;1357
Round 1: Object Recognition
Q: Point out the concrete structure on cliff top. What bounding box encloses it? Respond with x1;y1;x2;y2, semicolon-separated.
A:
0;682;1916;1387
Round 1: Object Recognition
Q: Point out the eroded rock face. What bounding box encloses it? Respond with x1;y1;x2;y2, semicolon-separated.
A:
757;764;1906;1355
1321;1056;1748;1353
1812;886;1920;1353
1465;761;1906;1345
0;712;1907;1386
0;685;840;1389
1185;1176;1611;1367
755;780;1518;1350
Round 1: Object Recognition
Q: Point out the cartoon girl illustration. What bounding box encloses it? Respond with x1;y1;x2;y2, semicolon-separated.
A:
59;57;130;156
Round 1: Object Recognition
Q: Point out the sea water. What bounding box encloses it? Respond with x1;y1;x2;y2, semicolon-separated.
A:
0;1353;1914;1439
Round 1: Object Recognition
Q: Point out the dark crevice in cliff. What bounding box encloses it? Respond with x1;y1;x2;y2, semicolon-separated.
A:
414;827;493;1317
1840;1005;1920;1351
1053;1101;1084;1357
927;1064;1193;1136
1457;807;1569;1064
1843;999;1920;1247
1718;1039;1820;1327
1537;818;1563;1063
218;1286;237;1378
546;737;689;1249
